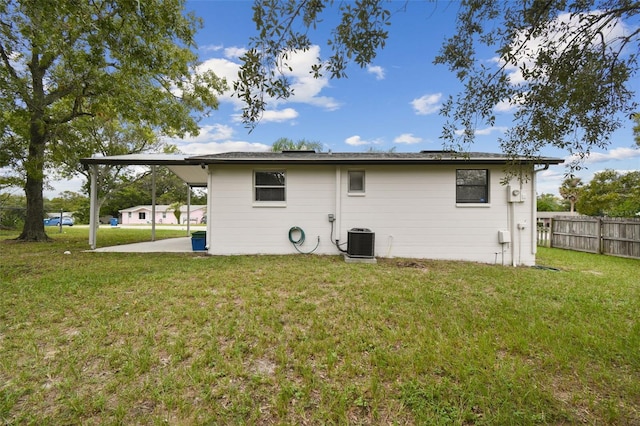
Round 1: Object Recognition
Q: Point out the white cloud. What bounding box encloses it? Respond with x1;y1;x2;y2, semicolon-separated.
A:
367;65;385;80
162;124;268;154
566;147;640;165
283;46;340;110
178;141;270;156
165;124;235;146
454;126;508;136
201;44;223;53
536;167;566;195
224;46;247;59
345;135;371;146
198;45;340;112
411;93;442;115
494;99;516;113
394;133;422;144
261;108;299;123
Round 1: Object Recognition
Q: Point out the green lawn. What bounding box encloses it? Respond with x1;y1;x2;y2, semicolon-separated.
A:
1;228;639;424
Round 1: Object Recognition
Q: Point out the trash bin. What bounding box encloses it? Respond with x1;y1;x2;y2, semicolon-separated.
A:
191;231;206;251
110;218;118;226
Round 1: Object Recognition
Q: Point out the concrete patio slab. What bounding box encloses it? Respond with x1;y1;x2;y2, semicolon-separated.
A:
89;237;204;253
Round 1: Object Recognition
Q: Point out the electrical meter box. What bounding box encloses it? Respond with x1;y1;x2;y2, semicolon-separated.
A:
507;186;525;203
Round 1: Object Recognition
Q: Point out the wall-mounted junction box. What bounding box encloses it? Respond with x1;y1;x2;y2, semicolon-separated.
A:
498;230;511;243
507;185;525;203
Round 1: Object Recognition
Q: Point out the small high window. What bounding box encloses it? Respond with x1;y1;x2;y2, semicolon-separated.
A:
348;170;365;194
254;170;286;202
456;169;489;203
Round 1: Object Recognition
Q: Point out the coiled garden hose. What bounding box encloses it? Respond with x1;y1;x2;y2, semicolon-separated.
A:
288;226;320;254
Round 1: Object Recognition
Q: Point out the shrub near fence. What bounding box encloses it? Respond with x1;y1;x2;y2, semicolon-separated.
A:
549;216;640;259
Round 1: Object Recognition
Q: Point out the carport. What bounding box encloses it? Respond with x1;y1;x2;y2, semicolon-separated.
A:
80;154;208;250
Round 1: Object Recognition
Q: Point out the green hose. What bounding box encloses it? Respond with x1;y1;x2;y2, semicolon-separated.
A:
288;226;320;254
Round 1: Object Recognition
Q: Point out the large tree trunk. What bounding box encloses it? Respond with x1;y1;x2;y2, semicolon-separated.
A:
16;117;50;242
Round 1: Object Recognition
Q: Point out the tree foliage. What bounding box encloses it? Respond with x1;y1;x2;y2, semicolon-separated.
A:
0;192;25;229
435;1;639;168
576;170;640;217
271;137;323;152
559;176;583;213
99;167;205;218
47;191;87;214
235;0;391;128
237;1;638;168
0;0;225;241
54;116;171;224
537;193;566;212
634;113;640;147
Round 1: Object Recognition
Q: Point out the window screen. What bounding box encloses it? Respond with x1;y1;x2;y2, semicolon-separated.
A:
348;170;365;193
456;169;489;203
254;171;286;202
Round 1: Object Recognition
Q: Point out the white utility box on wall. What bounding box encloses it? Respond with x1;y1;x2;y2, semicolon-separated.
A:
507;185;525;203
498;230;511;243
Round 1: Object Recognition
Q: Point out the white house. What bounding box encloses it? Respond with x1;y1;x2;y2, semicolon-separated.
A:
190;151;563;266
119;205;206;225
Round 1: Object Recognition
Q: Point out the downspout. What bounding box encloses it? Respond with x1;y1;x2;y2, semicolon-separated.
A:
510;200;516;267
186;184;191;235
206;164;212;252
89;164;98;250
532;164;550;256
335;166;342;247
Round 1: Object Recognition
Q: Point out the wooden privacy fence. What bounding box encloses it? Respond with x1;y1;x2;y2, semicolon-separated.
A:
541;216;640;259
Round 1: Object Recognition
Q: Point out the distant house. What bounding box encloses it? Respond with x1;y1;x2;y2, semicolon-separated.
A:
118;205;206;225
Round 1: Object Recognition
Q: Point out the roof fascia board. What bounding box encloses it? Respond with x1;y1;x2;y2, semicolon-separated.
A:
193;158;563;166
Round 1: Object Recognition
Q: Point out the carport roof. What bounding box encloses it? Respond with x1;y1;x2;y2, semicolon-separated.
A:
80;153;208;186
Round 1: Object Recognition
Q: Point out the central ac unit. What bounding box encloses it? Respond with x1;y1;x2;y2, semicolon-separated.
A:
347;228;375;258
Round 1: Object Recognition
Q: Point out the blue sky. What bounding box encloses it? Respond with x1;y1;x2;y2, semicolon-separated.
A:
49;0;640;197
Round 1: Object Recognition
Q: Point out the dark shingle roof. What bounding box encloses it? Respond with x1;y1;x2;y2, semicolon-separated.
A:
187;151;564;165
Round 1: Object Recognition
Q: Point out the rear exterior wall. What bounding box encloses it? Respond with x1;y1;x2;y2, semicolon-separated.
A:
206;163;536;265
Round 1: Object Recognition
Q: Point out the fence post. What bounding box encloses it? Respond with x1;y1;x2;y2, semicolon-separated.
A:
597;217;602;254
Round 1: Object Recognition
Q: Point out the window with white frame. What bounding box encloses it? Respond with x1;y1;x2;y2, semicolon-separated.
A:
254;170;286;202
348;170;365;194
456;169;489;203
139;212;146;220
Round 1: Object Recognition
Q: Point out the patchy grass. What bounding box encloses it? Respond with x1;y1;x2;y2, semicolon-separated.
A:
1;228;639;424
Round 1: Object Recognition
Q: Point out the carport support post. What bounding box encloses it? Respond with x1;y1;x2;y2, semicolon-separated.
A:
88;164;98;249
151;165;156;241
186;184;191;236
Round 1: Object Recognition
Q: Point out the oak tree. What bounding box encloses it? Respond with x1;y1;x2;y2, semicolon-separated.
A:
576;170;640;217
0;0;224;241
236;1;638;169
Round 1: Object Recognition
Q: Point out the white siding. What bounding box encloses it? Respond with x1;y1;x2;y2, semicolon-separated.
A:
207;163;537;265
